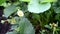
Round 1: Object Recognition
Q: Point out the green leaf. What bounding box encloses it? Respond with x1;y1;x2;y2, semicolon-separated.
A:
55;14;60;20
1;2;11;7
4;5;17;17
28;0;51;13
16;17;35;34
0;0;6;5
20;0;30;2
11;24;18;30
6;31;17;34
54;7;60;13
44;25;51;29
40;0;57;3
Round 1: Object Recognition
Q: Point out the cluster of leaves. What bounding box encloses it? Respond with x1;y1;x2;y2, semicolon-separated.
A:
0;0;60;34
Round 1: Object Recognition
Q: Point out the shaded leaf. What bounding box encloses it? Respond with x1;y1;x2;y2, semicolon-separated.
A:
16;17;35;34
6;31;17;34
32;13;40;20
4;5;17;17
54;7;60;13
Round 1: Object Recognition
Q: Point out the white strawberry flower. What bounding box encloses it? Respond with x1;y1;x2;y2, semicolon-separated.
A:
17;9;24;17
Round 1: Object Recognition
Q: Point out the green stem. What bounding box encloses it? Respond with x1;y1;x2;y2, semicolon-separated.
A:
53;30;54;34
53;27;55;34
